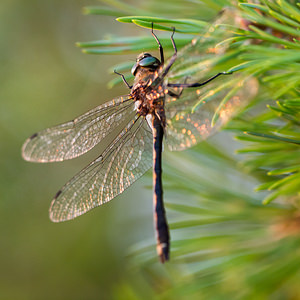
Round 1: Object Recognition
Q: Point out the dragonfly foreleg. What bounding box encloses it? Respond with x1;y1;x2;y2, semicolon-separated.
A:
170;26;177;54
151;23;164;65
160;27;177;79
167;71;233;88
114;70;132;89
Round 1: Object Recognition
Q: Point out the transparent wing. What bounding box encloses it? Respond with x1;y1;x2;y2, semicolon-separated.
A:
165;76;258;151
149;9;242;92
22;95;134;162
166;7;241;84
162;8;258;150
49;116;153;222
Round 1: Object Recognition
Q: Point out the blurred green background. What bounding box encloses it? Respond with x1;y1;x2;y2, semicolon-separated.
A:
2;0;300;299
0;1;159;299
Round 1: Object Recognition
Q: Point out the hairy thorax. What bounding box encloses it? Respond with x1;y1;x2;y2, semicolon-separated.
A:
131;68;167;127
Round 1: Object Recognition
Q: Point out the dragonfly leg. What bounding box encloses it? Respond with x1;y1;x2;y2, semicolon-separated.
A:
151;23;164;65
160;27;177;79
167;76;189;97
167;90;181;98
114;70;132;89
167;71;233;88
167;87;186;99
170;26;177;53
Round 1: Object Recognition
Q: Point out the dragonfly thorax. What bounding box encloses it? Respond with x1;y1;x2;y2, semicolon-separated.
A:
131;76;166;128
131;52;166;126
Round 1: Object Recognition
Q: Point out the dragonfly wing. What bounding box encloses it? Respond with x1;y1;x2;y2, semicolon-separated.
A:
162;8;258;150
22;95;134;162
167;8;241;82
165;76;258;151
49;116;153;222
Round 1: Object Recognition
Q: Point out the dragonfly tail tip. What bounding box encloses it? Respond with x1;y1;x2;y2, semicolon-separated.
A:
157;243;170;263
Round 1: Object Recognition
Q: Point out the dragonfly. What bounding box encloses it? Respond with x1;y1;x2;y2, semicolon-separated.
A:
22;10;256;263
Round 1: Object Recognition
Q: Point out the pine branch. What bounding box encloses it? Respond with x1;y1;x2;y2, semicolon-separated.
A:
76;0;300;298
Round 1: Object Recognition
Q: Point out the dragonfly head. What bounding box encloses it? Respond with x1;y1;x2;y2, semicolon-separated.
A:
131;53;161;76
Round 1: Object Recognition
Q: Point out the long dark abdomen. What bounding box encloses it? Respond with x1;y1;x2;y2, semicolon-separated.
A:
152;115;170;263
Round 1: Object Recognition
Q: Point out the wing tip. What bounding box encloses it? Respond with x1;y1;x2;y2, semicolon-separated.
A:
21;133;39;161
54;190;62;200
49;190;80;223
29;132;38;140
49;190;63;223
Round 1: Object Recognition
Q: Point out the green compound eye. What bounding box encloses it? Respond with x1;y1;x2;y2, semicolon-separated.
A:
131;55;160;76
139;56;159;67
131;63;138;76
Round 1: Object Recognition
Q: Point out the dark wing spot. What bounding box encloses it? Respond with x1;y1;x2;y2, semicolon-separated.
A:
29;133;38;140
54;190;62;200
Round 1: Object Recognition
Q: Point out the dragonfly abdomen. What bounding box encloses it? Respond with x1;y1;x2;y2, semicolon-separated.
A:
152;115;169;263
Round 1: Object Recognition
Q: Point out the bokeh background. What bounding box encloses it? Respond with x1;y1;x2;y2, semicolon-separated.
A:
2;0;300;299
